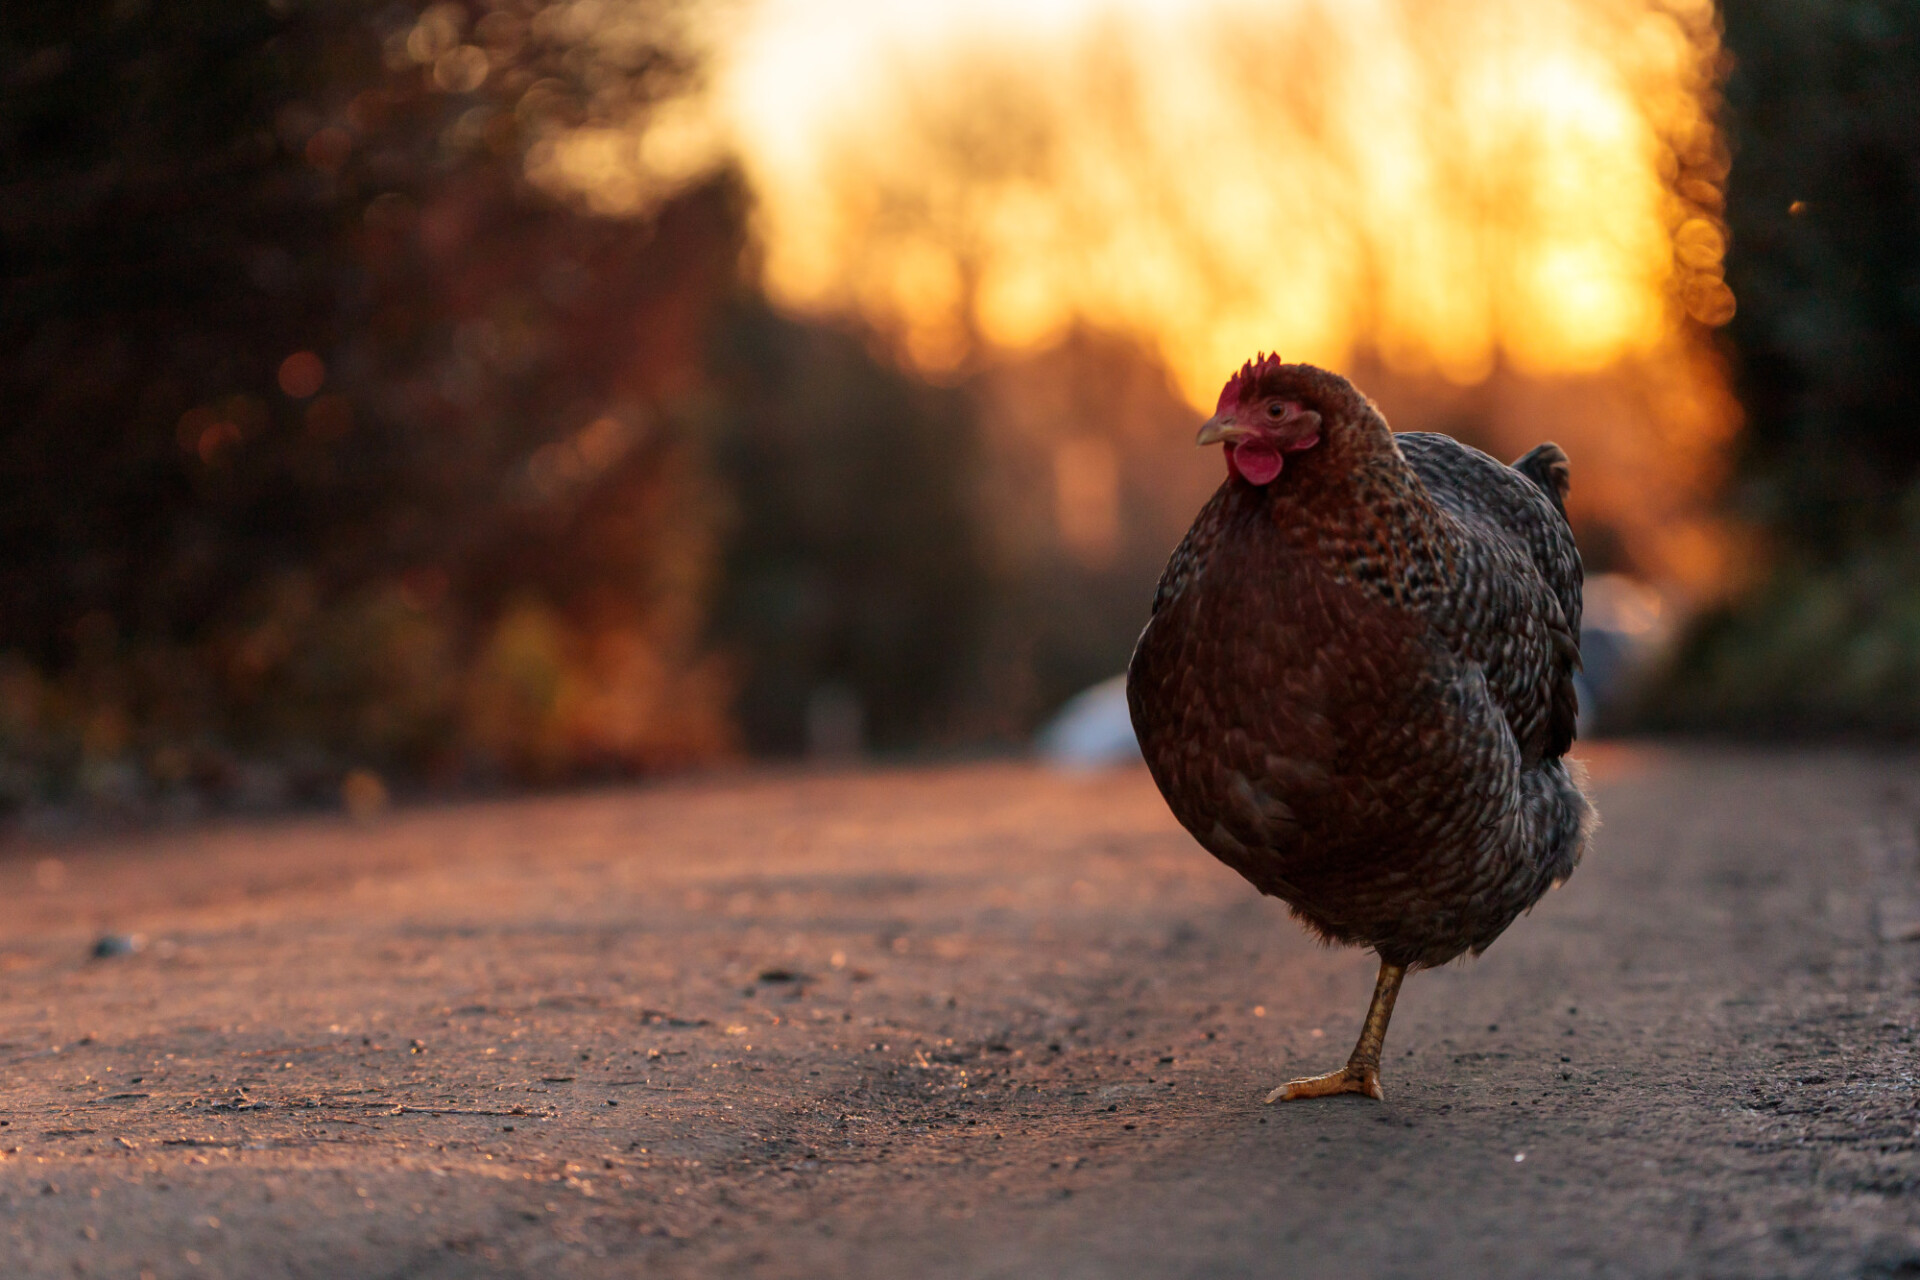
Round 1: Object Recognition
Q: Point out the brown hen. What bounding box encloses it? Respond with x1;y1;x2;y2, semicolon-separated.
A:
1126;357;1594;1102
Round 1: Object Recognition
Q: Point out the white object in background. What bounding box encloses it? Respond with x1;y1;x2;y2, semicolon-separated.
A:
1575;573;1673;736
1037;675;1141;769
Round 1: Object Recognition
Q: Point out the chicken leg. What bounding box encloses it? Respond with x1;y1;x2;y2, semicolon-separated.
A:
1265;958;1406;1102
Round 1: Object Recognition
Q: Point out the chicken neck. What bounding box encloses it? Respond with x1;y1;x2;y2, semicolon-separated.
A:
1265;957;1406;1102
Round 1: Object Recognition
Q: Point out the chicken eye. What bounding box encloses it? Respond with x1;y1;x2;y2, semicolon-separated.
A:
1265;401;1287;419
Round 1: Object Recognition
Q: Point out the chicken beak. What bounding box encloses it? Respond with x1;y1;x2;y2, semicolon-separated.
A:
1196;415;1252;447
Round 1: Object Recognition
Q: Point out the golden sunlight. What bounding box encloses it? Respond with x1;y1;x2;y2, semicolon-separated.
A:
526;0;1740;595
713;0;1731;401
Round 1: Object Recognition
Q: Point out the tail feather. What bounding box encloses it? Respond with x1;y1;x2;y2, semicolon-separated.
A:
1468;756;1595;956
1535;756;1593;890
1513;442;1571;518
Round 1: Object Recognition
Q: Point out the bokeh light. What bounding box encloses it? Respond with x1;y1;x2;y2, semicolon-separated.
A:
277;352;327;399
713;0;1731;394
524;0;1739;595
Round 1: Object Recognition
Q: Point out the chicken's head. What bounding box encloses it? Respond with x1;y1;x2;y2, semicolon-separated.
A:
1196;352;1324;486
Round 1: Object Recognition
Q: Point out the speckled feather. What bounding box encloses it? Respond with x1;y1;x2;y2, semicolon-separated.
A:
1127;364;1593;969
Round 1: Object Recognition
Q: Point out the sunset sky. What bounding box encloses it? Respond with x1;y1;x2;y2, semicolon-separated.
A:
525;0;1738;592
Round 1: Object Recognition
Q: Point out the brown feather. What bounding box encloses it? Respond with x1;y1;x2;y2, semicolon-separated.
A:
1127;363;1592;968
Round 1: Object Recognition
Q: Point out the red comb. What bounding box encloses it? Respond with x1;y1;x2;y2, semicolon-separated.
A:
1216;352;1285;413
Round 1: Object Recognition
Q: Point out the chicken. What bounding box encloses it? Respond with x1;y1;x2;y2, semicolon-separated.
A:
1125;356;1593;1102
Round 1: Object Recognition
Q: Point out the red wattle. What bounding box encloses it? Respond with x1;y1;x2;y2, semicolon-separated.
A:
1230;442;1283;486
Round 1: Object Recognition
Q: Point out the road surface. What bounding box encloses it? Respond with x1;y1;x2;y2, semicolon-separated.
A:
2;746;1918;1278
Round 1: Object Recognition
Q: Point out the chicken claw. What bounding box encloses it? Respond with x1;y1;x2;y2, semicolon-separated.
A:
1265;1064;1383;1103
1261;958;1405;1105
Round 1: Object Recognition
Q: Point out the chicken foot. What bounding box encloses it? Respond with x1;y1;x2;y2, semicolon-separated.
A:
1265;958;1406;1102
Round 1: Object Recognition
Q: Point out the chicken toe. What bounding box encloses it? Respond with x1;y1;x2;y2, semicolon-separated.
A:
1263;958;1405;1104
1259;1066;1382;1105
1265;1063;1384;1102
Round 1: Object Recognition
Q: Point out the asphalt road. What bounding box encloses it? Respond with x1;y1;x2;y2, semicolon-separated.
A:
2;746;1918;1279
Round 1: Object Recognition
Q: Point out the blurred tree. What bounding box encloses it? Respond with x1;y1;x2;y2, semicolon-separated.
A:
1717;0;1920;549
702;300;986;755
0;0;996;808
1649;0;1920;734
0;0;739;806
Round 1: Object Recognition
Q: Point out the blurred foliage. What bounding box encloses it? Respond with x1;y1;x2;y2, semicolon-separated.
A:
1654;493;1920;734
703;300;985;755
1646;0;1920;735
1716;0;1920;547
0;0;988;812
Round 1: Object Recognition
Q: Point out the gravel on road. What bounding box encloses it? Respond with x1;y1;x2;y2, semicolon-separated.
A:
2;746;1919;1278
